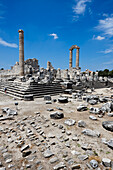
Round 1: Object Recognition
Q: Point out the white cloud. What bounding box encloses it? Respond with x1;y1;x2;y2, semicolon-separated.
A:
102;13;108;17
0;38;18;48
73;0;91;15
49;33;58;39
96;16;113;37
93;35;105;40
72;15;79;21
100;47;113;54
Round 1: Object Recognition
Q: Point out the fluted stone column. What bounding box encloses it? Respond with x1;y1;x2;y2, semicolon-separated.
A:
76;48;79;69
69;50;73;68
18;29;24;76
47;61;51;70
56;68;61;80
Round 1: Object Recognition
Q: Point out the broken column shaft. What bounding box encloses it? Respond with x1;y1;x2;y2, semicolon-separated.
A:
18;29;24;76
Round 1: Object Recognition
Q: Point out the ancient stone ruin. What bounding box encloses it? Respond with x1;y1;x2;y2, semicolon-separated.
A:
0;30;113;169
0;29;113;100
69;45;80;69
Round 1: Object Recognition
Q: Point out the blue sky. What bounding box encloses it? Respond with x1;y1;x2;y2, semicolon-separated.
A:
0;0;113;71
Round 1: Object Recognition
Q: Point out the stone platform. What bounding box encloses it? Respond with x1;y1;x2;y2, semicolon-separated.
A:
0;81;64;100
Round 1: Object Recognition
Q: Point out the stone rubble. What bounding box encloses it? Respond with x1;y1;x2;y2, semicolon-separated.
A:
0;87;113;169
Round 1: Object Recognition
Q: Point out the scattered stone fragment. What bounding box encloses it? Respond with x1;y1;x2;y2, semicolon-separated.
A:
5;159;12;163
62;129;65;133
53;99;57;102
2;107;17;116
102;158;111;167
78;155;88;161
107;113;113;117
81;144;92;150
50;112;64;119
82;129;100;137
56;107;63;111
89;107;101;114
78;120;86;128
44;95;51;101
107;140;113;149
65;141;71;148
58;124;63;129
63;136;69;141
89;100;98;105
24;94;34;101
66;131;71;135
47;108;54;111
90;159;98;169
2;107;9;113
58;97;68;103
0;168;6;170
53;162;66;170
0;162;2;166
8;164;14;168
71;164;81;169
89;115;97;120
26;164;31;168
111;161;113;169
101;138;108;145
47;133;55;138
43;149;54;158
101;102;112;113
67;158;74;165
49;157;59;164
62;151;68;157
3;153;12;160
71;150;81;155
35;161;41;165
102;121;113;132
99;97;108;103
1;149;8;153
64;119;76;126
22;150;32;157
21;145;30;152
77;104;87;111
98;115;103;118
85;150;94;156
38;165;44;170
46;101;52;104
0;117;14;121
72;135;79;141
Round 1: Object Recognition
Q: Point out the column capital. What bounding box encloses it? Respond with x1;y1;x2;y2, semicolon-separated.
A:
18;29;24;33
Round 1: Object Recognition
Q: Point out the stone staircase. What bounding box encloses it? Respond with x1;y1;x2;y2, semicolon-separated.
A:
0;81;64;100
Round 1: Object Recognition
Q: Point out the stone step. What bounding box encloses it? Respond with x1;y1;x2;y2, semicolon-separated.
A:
0;90;23;100
0;86;63;93
0;83;63;99
0;81;63;99
0;89;62;99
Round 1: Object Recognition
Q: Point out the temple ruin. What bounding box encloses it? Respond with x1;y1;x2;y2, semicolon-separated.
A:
0;30;113;100
69;45;80;69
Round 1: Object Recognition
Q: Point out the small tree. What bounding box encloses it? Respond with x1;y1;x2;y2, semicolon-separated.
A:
0;68;4;70
108;70;113;77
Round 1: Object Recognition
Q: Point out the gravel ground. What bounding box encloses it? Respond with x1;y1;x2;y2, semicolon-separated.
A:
0;88;113;169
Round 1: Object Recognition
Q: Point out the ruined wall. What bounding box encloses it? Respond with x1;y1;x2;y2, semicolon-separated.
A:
0;58;40;78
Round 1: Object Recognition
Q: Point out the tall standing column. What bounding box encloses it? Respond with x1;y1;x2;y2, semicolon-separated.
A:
47;61;51;70
76;48;80;69
18;29;24;76
69;50;73;68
